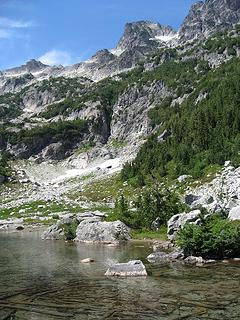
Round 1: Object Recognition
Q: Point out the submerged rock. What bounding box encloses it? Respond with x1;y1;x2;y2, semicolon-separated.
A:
81;258;95;264
105;260;147;277
152;240;173;252
147;250;184;264
75;219;131;243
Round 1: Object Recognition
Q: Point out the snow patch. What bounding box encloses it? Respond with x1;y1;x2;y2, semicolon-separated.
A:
52;158;121;183
110;48;125;57
149;33;179;42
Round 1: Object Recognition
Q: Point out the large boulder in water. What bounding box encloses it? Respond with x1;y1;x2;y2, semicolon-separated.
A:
74;218;131;243
105;260;147;277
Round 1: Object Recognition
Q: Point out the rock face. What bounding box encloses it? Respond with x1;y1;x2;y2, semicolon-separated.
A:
5;59;49;76
179;0;240;42
183;162;240;214
105;260;147;277
167;210;201;241
110;81;172;143
115;21;176;54
75;219;131;243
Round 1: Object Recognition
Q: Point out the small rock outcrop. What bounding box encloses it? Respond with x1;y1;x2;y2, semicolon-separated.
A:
105;260;147;277
75;219;131;243
167;210;201;241
147;250;184;264
228;206;240;221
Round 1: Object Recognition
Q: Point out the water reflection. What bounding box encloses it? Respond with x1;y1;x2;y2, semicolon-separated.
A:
0;231;239;319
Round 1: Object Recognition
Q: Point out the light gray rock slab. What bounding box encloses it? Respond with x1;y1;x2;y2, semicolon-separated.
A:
105;260;147;277
147;250;184;263
75;219;131;243
228;206;240;221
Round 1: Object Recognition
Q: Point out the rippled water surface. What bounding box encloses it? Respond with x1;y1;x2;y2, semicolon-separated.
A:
0;230;240;319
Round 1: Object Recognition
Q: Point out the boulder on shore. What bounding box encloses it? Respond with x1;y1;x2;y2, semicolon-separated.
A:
105;260;147;277
42;213;131;243
75;219;131;243
41;213;92;240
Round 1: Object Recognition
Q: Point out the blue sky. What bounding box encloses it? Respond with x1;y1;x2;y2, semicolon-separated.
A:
0;0;197;70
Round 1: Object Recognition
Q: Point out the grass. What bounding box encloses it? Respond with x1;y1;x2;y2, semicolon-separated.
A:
131;226;168;241
0;200;86;220
69;173;140;202
74;142;95;155
110;139;128;149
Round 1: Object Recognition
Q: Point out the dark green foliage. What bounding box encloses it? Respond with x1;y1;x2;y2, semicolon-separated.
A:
203;31;240;55
40;98;88;119
6;119;88;145
133;188;185;229
35;76;87;97
176;215;240;259
0;93;22;119
0;152;11;178
108;189;184;230
62;221;79;240
40;78;125;119
122;58;240;182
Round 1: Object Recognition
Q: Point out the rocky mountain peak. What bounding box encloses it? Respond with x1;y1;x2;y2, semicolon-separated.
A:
3;59;49;77
25;59;47;71
88;49;115;64
179;0;240;41
114;21;177;54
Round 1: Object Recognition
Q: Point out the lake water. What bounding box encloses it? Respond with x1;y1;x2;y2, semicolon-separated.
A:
0;230;240;319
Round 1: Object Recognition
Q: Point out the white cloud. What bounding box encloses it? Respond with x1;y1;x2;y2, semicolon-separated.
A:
0;29;12;38
0;17;33;28
38;50;72;66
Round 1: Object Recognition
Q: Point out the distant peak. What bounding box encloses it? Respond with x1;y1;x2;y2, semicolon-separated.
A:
26;59;48;68
179;0;240;41
115;20;176;52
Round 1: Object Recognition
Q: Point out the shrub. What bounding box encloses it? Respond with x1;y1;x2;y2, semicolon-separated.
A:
176;215;240;259
62;221;79;240
52;214;60;220
108;189;185;230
